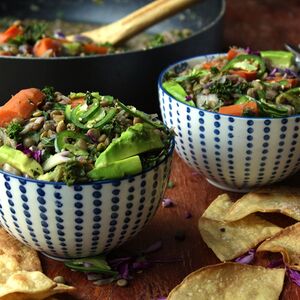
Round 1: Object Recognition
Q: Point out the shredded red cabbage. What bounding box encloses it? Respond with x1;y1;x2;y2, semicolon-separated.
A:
184;211;192;219
16;144;42;163
245;47;260;56
267;258;284;268
234;249;255;265
288;269;300;286
162;198;174;208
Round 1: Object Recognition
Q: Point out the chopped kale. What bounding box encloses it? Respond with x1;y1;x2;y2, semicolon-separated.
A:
209;79;250;102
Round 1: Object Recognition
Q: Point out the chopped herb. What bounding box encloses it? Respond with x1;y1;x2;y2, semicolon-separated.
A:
210;66;219;75
209;79;250;102
42;86;55;102
167;180;175;188
9;22;47;45
6;121;23;141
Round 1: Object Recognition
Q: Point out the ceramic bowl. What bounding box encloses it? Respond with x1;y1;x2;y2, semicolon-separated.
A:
0;140;174;258
158;54;300;192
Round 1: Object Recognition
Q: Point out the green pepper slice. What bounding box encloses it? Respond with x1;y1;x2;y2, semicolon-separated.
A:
64;256;117;276
55;130;89;156
276;87;300;113
222;54;266;77
117;100;165;129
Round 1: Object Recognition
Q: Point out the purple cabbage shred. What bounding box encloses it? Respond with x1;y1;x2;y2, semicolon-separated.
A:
142;240;163;254
16;144;42;163
184;211;192;219
288;269;300;286
53;29;66;39
245;47;260;56
234;248;255;265
267;258;284;268
162;198;174;208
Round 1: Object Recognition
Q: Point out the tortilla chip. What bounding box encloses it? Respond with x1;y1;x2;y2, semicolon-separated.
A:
225;187;300;222
257;222;300;270
0;271;75;300
198;194;282;261
0;227;75;300
167;263;285;300
0;227;41;276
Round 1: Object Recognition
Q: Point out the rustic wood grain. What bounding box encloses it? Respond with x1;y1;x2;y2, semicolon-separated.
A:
42;1;300;299
42;154;300;300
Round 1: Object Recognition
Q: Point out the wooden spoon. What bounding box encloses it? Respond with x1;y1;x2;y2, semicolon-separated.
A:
67;0;198;45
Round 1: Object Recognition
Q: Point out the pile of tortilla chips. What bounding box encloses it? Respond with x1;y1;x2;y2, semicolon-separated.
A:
168;186;300;300
0;227;75;300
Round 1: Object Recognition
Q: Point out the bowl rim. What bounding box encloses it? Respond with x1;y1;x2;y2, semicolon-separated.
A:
158;53;300;120
0;137;175;186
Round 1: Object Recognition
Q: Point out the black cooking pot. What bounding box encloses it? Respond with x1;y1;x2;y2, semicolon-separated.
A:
0;0;225;113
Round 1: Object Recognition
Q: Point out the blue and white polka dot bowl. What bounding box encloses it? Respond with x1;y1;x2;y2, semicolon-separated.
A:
158;54;300;192
0;141;174;259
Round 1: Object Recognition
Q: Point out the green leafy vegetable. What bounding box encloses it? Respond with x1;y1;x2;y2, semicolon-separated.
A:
209;79;250;102
174;68;210;83
9;22;47;45
65;255;117;275
42;86;55;102
6;121;23;141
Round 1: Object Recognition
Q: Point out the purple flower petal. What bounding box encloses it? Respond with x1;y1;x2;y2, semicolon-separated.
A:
142;240;163;254
288;269;300;286
162;198;174;208
234;249;255;265
157;297;167;300
267;258;284;268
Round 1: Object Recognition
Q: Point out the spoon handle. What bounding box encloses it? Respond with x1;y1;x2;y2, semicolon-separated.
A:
68;0;198;45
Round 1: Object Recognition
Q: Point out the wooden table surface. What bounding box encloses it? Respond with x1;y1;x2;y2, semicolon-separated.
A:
42;1;300;299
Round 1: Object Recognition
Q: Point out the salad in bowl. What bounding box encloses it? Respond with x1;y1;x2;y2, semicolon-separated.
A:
163;47;300;117
0;87;172;184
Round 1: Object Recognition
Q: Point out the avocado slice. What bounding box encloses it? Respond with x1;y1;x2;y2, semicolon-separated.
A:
88;155;142;180
0;145;43;177
95;123;164;167
260;50;294;68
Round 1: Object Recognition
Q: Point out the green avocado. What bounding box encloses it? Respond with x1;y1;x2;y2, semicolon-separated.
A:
88;155;142;180
260;50;294;68
95;123;164;167
0;145;43;177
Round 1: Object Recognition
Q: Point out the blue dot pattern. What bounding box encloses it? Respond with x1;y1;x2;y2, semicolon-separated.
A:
159;71;300;190
0;147;173;258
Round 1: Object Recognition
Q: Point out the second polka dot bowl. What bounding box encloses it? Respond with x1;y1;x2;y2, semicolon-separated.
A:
0;141;174;259
158;54;300;192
